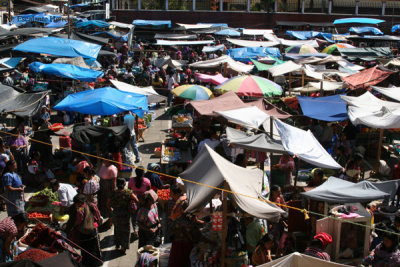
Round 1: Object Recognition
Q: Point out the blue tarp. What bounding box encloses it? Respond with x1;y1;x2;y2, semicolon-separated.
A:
92;31;128;41
286;31;333;42
76;20;110;29
132;20;171;28
13;37;101;60
349;27;383;35
333;18;385;25
226;47;281;62
70;3;89;8
12;13;62;24
54;87;148;116
45;20;67;28
0;57;23;69
392;25;400;32
29;62;103;82
297;94;348;122
215;29;240;36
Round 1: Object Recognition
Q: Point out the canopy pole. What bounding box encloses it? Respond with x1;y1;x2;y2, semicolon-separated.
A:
223;62;228;77
301;69;305;87
288;72;292;95
377;128;384;164
67;0;71;39
293;157;299;187
269;117;274;139
220;181;228;267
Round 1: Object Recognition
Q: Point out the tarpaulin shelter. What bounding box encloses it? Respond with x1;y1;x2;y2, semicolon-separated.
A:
70;125;129;144
246;98;291;119
0;28;59;37
0;57;24;72
0;84;48;117
243;29;273;35
54;87;148;116
110;80;165;103
155;40;214;46
133;20;171;28
259;252;351;267
154;33;197;40
13;37;101;60
338;47;392;61
52;56;90;69
29;62;103;82
180;145;285;221
52;32;109;46
302;177;389;203
194;73;228;85
226;38;278;48
189;91;247;116
215;106;269;129
109;21;134;29
342;66;393;89
226;47;281;62
76;20;109;29
293;81;344;93
349;27;383;35
297;95;348;122
177;23;213;30
215;29;240;36
45;20;67;28
250;59;275;71
267;61;302;77
92;30;128;41
372;86;400;102
333;18;385;24
226;127;285;153
189;55;254;73
274;119;342;169
392;25;400;32
286;31;333;42
202;44;225;53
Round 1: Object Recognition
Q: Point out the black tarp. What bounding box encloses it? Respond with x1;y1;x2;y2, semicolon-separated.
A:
70;125;129;144
276;21;334;27
52;32;108;46
0;84;48;117
0;28;57;37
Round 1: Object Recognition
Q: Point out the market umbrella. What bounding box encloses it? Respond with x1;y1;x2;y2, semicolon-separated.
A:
322;43;355;54
216;75;282;97
215;29;241;37
285;44;318;54
172;84;213;100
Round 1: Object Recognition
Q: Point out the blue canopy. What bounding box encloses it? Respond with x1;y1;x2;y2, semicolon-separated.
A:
392;25;400;32
0;57;23;69
12;13;62;24
70;3;89;8
76;20;110;29
29;62;103;82
226;47;281;62
297;94;348;122
45;20;67;28
54;87;148;116
349;27;383;35
286;31;333;42
13;37;101;60
132;20;171;28
215;29;240;36
333;18;385;25
92;31;128;41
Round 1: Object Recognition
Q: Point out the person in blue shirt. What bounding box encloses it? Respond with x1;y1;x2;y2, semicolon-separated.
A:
2;160;25;216
123;111;140;163
144;163;164;189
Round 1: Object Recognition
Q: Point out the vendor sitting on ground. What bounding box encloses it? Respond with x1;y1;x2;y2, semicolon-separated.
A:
50;179;78;214
304;232;333;261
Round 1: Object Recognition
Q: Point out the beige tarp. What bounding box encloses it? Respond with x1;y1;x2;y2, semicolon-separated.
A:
259;252;351;267
52;56;90;69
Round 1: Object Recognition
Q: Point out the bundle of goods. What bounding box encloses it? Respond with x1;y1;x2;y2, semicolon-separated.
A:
15;248;56;261
31;188;59;203
20;224;59;248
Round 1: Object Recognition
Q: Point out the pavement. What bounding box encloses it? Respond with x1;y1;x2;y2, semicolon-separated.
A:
0;106;171;266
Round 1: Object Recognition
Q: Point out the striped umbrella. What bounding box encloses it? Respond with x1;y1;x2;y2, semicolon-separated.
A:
322;43;356;54
216;75;282;97
285;44;318;54
171;84;213;100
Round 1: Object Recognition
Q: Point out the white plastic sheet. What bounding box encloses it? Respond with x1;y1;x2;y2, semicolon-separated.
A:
189;55;254;73
268;61;302;77
371;86;400;102
226;38;279;47
215;106;270;129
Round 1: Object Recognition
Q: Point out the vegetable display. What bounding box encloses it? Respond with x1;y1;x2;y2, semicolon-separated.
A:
15;248;56;261
157;189;170;201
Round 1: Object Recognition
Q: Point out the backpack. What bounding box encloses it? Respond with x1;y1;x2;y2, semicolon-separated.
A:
78;204;95;235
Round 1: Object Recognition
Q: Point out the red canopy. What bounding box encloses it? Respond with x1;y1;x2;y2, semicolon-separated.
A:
342;66;393;89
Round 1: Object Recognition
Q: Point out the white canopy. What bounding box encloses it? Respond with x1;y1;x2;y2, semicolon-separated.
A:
180;145;285;222
259;252;350;267
303;65;324;80
348;106;400;129
226;38;278;47
110;80;165;103
337;59;365;71
155;40;214;46
268;61;302;77
215;106;269;129
274;119;342;169
109;21;134;29
293;81;344;93
341;91;400;109
263;34;319;47
177;23;213;29
372;86;400;102
189;55;254;73
243;29;273;35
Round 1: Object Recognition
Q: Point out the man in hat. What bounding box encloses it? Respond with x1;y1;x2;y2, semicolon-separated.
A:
304;232;333;261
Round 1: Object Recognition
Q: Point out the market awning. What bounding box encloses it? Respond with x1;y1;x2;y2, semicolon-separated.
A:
349;26;383;35
226;127;285;153
13;37;101;60
226;38;278;48
293;81;344;93
52;56;89;68
54;87;148;116
29;61;103;82
242;29;273;35
259;252;350;267
202;44;225;53
76;20;110;29
189;55;254;73
246;98;291;119
194;73;228;85
189;91;247;116
180;145;285;221
338;47;392;61
226;47;281;62
342;66;393;89
0;57;24;71
109;21;134;29
333;18;385;25
297;94;348;122
301;177;389;203
371;86;400;102
110;80;166;103
274;119;342;169
154;33;197;40
267;61;302;77
133;20;171;28
215;106;269;129
155;40;214;46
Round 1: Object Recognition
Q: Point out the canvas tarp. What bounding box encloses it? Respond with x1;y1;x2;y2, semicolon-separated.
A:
180;145;285;221
13;37;101;60
76;20;109;29
274;119;342;169
293;81;344;93
246;98;291;119
189;91;247;116
226;38;278;47
29;62;103;82
0;57;24;71
243;29;273;35
133;20;171;28
226;127;285;153
341;91;400;108
349;27;383;35
215;106;269;129
226;47;281;62
54;87;148;116
264;34;319;47
202;44;225;53
342;66;393;89
109;21;134;29
259;252;351;267
293;55;342;65
70;125;129;144
372;86;400;102
176;23;212;30
154;33;197;40
251;59;275;71
297;94;348;122
383;58;400;67
338;47;392;61
0;84;48;117
347;105;400;129
52;56;90;69
301;177;389;203
155;40;213;46
110;80;166;103
194;73;228;85
189;55;254;73
333;18;385;24
268;61;302;77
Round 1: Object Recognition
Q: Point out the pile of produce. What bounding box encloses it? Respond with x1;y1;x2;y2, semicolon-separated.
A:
28;211;51;219
157;189;170;201
34;188;59;203
21;224;58;248
15;248;56;261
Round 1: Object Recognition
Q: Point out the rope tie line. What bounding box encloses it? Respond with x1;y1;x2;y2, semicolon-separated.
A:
0;130;399;237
